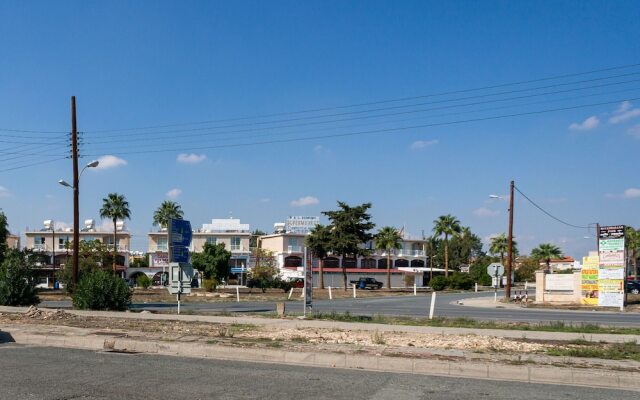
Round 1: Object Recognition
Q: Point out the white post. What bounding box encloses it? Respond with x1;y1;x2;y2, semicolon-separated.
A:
428;291;436;320
328;286;333;300
475;282;478;293
177;293;181;315
524;280;528;290
288;287;294;300
236;286;240;302
413;283;417;296
494;291;497;303
353;283;356;298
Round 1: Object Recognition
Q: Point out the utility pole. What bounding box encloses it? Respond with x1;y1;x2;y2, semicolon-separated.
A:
506;180;514;300
71;96;80;287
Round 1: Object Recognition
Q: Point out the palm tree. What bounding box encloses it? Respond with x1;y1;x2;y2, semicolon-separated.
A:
153;201;184;229
305;224;333;289
531;243;562;272
489;234;509;266
424;235;440;281
433;214;461;277
99;193;131;273
375;226;402;289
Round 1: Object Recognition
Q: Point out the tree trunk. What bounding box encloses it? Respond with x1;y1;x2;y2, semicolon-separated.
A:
342;264;347;291
318;258;324;289
112;219;117;274
386;251;391;289
500;252;505;267
444;234;449;277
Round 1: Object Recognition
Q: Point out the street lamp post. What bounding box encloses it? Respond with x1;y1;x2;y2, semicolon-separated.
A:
59;160;99;287
489;180;515;301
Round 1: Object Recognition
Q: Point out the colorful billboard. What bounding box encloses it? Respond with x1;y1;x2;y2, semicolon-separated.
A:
598;225;625;308
581;255;599;305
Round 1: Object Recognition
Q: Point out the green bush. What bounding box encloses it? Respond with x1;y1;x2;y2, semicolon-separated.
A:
448;272;475;290
0;258;39;306
72;269;132;311
429;276;448;291
136;274;151;289
202;278;218;292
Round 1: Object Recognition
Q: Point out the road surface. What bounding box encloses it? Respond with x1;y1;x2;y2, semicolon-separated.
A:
0;344;635;399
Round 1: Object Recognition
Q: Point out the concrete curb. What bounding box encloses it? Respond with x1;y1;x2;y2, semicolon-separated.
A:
3;327;639;392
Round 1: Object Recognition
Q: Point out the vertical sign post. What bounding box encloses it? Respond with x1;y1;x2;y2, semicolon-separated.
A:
303;247;313;316
167;218;193;314
598;225;625;310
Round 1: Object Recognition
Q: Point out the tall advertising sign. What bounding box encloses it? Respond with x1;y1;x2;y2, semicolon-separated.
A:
598;225;625;308
581;254;599;305
286;216;320;234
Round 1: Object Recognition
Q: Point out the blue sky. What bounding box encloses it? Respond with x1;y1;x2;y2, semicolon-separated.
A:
1;1;639;256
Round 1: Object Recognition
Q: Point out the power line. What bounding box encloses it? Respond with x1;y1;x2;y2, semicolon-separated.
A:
84;62;640;134
87;71;640;138
84;86;640;152
514;186;589;229
0;157;67;173
85;95;640;156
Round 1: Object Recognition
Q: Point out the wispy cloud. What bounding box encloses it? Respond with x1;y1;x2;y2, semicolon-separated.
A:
95;155;127;169
313;145;332;155
569;116;599;131
166;188;182;199
0;185;10;197
473;207;500;217
609;101;640;124
291;196;319;207
177;153;207;164
627;124;640;139
259;198;270;203
605;188;640;199
410;139;439;150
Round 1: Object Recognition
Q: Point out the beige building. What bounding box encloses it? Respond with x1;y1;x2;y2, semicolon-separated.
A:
24;219;131;285
6;233;20;250
147;218;251;279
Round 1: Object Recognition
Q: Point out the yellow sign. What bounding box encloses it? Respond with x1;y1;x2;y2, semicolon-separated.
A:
581;255;599;305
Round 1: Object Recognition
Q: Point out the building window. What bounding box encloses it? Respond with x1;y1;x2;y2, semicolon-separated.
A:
82;236;95;243
206;237;217;245
157;237;168;251
58;237;69;250
34;236;45;246
231;237;241;251
288;238;298;247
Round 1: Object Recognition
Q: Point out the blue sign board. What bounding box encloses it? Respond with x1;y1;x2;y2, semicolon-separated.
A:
169;219;192;247
171;246;190;264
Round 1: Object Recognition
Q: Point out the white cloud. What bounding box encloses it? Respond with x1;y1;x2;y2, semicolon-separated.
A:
473;207;500;217
610;109;640;124
259;198;270;203
95;155;127;169
616;101;633;114
628;125;640;139
166;188;182;199
624;188;640;199
177;153;207;164
0;186;10;197
605;188;640;199
290;196;319;207
410;139;439;150
569;116;600;131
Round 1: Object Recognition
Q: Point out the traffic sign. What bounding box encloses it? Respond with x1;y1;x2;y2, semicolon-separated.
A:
487;262;505;276
168;262;194;295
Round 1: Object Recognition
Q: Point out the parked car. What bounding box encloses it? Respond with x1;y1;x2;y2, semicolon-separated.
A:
626;280;640;294
349;277;383;290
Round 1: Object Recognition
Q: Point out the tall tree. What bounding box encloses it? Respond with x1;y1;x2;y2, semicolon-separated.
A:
322;202;375;290
489;233;520;267
99;193;131;273
152;200;184;228
375;226;402;289
0;210;8;265
305;224;332;289
433;214;461;277
531;243;562;272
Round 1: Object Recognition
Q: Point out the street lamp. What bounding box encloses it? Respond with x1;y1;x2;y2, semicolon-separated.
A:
59;160;99;287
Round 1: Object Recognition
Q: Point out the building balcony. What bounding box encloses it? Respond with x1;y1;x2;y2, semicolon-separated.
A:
287;245;303;253
373;249;425;257
106;245;129;252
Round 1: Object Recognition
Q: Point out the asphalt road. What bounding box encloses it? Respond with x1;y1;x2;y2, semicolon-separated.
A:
40;291;640;327
0;344;636;400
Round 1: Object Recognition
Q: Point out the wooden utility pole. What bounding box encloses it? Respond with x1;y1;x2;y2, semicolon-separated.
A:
71;96;80;287
506;180;514;300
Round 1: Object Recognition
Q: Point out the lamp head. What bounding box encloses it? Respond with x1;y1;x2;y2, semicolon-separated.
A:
86;160;99;168
58;179;72;188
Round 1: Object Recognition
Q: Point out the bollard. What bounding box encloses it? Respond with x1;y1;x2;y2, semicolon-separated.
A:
524;290;528;306
429;291;436;320
288;287;294;300
475;282;478;293
413;283;417;296
524;280;528;290
494;291;497;303
353;284;357;298
276;302;286;317
236;287;240;302
328;286;333;300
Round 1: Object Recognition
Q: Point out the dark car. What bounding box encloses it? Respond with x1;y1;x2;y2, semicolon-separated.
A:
626;281;640;295
288;278;304;288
